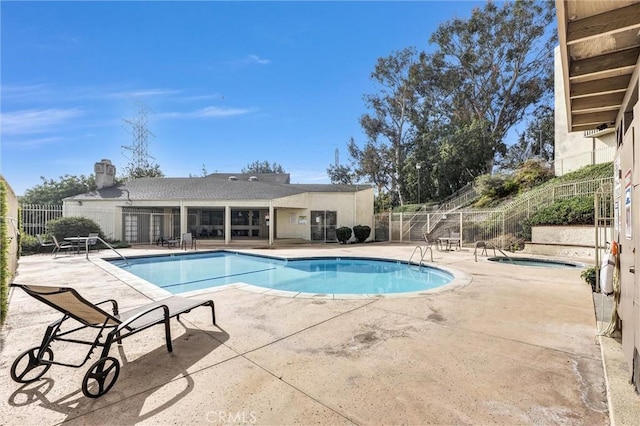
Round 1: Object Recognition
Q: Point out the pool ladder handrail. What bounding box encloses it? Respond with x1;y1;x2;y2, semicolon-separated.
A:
409;244;433;268
473;241;514;263
83;236;128;263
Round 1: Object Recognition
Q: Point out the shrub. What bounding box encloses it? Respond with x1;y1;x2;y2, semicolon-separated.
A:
47;216;103;241
520;197;594;240
352;225;371;243
20;234;41;256
512;159;554;191
336;226;352;244
474;173;518;206
581;266;597;292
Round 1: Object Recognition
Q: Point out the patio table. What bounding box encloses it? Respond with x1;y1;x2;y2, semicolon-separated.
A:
64;236;90;257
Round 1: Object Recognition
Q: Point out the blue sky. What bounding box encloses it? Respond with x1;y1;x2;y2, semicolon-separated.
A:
2;1;491;196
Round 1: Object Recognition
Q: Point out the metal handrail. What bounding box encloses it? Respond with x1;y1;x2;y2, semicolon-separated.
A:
408;244;433;267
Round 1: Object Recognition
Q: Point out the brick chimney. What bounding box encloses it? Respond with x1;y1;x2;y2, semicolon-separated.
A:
94;159;116;189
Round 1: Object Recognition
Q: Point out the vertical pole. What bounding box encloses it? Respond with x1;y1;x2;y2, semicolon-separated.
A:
459;212;463;246
399;213;403;242
268;201;274;246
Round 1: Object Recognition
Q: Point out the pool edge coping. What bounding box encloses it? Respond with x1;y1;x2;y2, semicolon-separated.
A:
91;250;473;300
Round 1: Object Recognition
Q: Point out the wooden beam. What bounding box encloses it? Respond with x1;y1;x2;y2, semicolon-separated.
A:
567;3;640;45
570;47;640;79
556;0;573;132
571;110;617;126
570;75;631;98
572;92;625;113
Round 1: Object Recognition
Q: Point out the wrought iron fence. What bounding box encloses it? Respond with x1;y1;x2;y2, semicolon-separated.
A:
373;177;614;249
20;204;181;245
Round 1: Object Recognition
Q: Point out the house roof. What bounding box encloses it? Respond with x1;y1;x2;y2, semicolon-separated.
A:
65;175;367;202
557;0;640;132
203;172;291;184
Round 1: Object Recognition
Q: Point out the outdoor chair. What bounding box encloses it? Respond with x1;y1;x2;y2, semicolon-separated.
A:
36;234;54;253
51;235;75;257
87;232;99;252
9;283;216;398
181;232;196;250
448;230;462;251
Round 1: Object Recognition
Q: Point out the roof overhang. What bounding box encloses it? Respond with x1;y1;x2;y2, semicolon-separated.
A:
557;0;640;132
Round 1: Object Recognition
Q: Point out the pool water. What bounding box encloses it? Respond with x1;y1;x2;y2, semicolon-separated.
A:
110;251;453;295
488;257;580;268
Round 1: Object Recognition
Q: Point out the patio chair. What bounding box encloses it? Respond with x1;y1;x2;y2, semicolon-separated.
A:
87;232;99;252
36;234;54;253
9;283;216;398
51;235;75;257
181;232;196;250
448;230;461;251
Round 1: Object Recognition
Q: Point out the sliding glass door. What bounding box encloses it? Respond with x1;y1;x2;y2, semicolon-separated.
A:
310;211;337;242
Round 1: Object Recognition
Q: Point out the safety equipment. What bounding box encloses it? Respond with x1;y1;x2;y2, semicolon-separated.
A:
600;243;616;295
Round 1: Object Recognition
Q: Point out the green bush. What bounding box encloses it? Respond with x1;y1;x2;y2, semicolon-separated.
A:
512;159;554;191
581;266;597;292
474;173;518;206
20;234;42;256
352;225;371;243
0;179;8;324
521;197;594;240
336;226;352;244
47;216;103;241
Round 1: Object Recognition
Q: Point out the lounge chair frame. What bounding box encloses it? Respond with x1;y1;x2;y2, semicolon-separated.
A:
10;283;216;398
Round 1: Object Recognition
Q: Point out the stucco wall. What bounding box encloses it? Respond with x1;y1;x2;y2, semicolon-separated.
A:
531;225;595;246
554;47;616;175
65;187;375;243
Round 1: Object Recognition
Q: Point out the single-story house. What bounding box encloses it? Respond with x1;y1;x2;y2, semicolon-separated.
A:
63;159;374;245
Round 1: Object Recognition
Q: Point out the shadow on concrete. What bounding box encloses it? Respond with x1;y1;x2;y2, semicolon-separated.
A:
7;324;230;423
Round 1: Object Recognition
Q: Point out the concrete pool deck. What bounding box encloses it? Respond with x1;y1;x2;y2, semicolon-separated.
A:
0;243;637;425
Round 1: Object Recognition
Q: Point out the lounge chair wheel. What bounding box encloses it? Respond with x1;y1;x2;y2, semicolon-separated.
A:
82;357;120;398
10;347;54;383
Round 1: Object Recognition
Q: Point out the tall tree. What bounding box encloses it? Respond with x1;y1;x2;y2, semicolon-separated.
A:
242;161;285;174
499;105;555;170
20;175;96;204
326;164;354;185
355;47;420;206
426;0;556;173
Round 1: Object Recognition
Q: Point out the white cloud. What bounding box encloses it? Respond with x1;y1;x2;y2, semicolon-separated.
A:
0;108;83;135
246;54;271;65
157;106;253;120
0;84;54;102
106;88;182;99
1;136;64;150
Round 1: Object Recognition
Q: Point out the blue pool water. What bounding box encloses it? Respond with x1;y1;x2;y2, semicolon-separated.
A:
110;251;454;295
488;257;580;268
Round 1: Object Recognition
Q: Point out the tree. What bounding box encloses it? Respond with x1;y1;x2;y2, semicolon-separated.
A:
341;0;555;205
20;175;97;204
326;164;354;185
425;0;556;173
356;47;421;206
241;161;285;174
499;105;554;170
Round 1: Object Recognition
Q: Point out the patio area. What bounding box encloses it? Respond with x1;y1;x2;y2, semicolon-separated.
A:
0;243;632;424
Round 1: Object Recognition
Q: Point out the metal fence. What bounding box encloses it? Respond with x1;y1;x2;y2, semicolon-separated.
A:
20;204;181;245
374;177;614;249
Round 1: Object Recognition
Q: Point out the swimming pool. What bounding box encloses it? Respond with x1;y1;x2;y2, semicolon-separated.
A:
109;251;454;295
